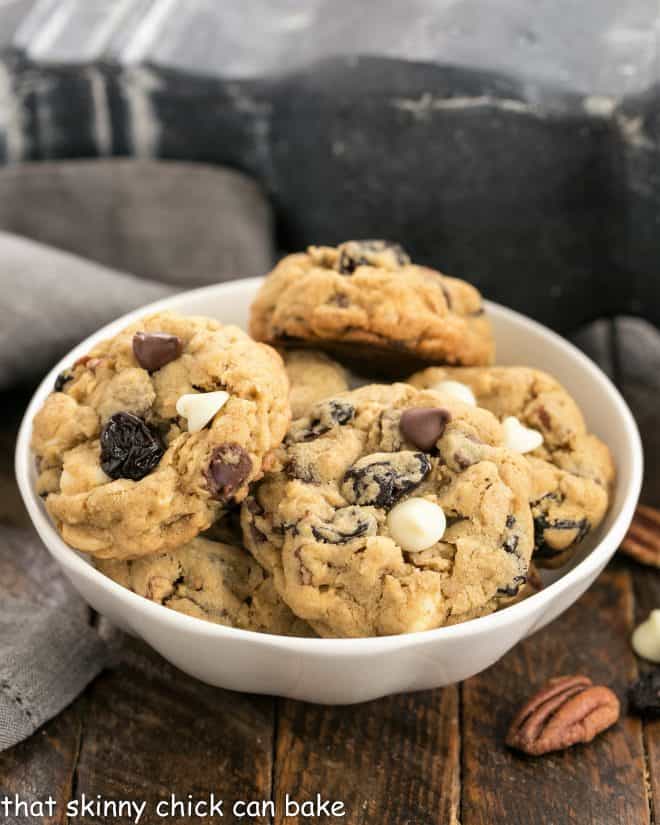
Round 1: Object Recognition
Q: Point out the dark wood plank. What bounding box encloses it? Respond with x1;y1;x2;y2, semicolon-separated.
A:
72;622;275;825
630;558;660;824
274;688;460;825
0;707;83;825
462;566;648;825
611;314;660;821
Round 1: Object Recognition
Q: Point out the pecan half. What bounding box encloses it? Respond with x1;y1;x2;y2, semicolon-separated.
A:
620;505;660;568
506;675;620;756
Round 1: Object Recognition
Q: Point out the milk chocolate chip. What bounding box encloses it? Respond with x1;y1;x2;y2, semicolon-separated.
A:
133;332;182;372
399;408;451;451
206;443;252;500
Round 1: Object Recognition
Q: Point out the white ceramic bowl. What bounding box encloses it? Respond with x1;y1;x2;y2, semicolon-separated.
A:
15;279;643;704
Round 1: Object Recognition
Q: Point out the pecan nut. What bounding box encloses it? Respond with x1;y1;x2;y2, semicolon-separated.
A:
506;675;620;756
620;505;660;568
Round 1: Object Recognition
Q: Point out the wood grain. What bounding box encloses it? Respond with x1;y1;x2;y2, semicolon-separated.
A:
462;567;648;825
72;623;275;825
612;312;660;823
0;707;83;825
273;688;460;825
631;551;660;825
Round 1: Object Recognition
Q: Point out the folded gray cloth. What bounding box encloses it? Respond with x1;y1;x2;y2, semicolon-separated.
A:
0;159;275;750
0;232;173;388
0;160;274;388
0;159;274;286
0;595;109;750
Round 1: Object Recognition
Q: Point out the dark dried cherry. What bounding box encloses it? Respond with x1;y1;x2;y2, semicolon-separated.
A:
100;412;165;481
629;670;660;717
289;399;355;442
311;506;378;543
336;240;410;274
533;514;590;558
54;370;73;392
342;451;430;508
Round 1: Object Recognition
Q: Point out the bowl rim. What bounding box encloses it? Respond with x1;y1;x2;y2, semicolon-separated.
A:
15;279;643;654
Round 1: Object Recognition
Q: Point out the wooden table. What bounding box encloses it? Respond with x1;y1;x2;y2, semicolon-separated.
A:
1;317;659;825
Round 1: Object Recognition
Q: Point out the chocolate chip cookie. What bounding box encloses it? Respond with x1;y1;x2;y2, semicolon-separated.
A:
283;349;349;418
249;241;494;377
241;383;534;637
32;311;290;560
408;366;615;567
96;536;313;636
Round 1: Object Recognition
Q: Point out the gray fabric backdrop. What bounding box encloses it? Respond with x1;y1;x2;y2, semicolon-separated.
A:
0;159;274;750
0;159;274;388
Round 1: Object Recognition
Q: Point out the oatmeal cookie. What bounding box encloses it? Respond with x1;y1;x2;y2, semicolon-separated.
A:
242;383;534;637
97;536;313;636
250;241;494;376
408;366;615;567
32;311;290;560
283;349;349;418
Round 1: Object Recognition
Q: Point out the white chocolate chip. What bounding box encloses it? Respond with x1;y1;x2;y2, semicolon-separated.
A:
632;609;660;663
502;416;543;454
432;379;477;406
387;497;446;553
176;391;230;432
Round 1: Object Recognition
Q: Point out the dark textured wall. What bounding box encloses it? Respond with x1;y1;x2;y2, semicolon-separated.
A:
0;0;658;332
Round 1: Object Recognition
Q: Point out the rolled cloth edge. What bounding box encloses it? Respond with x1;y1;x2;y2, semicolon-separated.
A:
0;231;174;389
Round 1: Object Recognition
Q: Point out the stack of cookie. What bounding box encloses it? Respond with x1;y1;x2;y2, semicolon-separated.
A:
30;240;615;638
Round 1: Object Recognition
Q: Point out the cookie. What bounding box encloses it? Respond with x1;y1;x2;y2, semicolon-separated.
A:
283;349;349;418
96;536;313;636
241;383;534;637
408;366;615;567
506;562;543;606
249;241;494;377
32;311;290;560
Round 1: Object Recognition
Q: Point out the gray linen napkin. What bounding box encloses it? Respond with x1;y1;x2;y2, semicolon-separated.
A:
0;596;108;751
0;231;174;388
0;159;275;389
0;159;274;750
0;159;274;287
